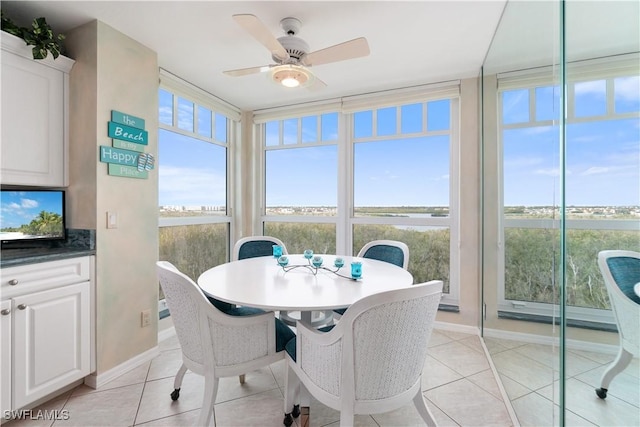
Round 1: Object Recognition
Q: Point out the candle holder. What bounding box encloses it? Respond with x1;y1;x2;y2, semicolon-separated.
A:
278;253;361;280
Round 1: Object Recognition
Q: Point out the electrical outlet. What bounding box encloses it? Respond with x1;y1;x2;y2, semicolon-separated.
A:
141;309;151;327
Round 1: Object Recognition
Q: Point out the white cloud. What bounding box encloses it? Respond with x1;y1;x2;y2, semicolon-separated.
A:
369;170;399;181
535;168;560;177
614;76;640;102
158;106;172;124
570;135;600;144
523;126;556;136
504;156;544;168
159;166;226;205
582;166;608;176
575;80;606;97
20;198;38;208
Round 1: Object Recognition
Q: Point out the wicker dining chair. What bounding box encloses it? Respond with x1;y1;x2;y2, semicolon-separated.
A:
334;239;410;316
156;261;289;426
595;250;640;399
233;235;288;261
283;280;442;427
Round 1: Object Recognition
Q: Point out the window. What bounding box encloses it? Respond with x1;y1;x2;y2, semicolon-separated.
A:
352;100;458;300
158;81;237;299
258;88;460;308
262;112;339;253
499;66;640;325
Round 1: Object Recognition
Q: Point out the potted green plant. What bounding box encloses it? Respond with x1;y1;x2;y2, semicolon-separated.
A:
1;11;65;59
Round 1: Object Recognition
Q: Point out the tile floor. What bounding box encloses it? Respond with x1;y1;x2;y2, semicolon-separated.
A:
4;328;514;427
484;337;640;427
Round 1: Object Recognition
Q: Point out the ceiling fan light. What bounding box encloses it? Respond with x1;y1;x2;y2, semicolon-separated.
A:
271;65;311;88
281;76;300;88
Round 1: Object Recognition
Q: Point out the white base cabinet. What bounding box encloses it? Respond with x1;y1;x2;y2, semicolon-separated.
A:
1;300;11;416
1;256;93;414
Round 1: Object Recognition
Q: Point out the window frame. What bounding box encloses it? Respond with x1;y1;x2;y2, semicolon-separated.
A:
158;71;239;232
157;71;240;318
496;57;640;326
255;84;461;307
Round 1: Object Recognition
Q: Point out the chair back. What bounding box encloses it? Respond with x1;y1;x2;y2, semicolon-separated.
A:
357;240;409;270
233;236;288;261
598;250;640;348
341;280;442;401
156;261;207;366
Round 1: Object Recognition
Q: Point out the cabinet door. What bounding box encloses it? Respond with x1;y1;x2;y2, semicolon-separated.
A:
13;282;90;409
0;51;66;186
1;300;11;413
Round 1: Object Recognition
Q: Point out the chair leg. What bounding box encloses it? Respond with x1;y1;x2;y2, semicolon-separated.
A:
171;363;188;401
339;407;354;427
299;406;309;427
283;364;301;426
197;374;219;427
413;390;438;427
596;346;633;399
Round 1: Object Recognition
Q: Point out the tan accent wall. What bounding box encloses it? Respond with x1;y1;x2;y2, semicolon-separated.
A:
65;20;159;374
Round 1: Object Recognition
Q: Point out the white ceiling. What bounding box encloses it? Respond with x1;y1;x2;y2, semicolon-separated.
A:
1;1;507;111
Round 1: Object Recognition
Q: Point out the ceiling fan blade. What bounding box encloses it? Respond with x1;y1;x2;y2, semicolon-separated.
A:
223;64;272;77
233;14;289;61
306;75;327;92
303;37;370;67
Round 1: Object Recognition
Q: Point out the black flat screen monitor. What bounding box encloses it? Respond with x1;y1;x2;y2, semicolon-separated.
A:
0;189;66;247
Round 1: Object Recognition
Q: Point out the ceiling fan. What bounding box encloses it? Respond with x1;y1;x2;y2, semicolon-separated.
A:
224;14;370;90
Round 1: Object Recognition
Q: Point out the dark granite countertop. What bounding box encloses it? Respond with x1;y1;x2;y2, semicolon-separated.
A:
0;229;96;268
1;247;95;268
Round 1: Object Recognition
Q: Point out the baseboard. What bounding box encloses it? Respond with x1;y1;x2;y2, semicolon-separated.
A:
83;345;160;389
434;321;479;336
158;326;176;342
482;328;619;355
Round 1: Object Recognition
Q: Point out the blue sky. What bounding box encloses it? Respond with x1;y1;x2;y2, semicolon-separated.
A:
158;75;639;209
503;76;640;207
0;191;64;229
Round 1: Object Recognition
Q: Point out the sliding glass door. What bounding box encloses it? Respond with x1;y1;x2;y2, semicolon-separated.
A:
481;1;639;425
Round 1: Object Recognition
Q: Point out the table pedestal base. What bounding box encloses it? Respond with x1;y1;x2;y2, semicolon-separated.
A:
279;310;334;328
299;406;309;427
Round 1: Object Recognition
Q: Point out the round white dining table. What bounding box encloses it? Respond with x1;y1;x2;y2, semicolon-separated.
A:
197;254;414;324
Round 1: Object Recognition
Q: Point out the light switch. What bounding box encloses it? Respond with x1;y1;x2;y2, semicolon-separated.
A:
107;211;118;229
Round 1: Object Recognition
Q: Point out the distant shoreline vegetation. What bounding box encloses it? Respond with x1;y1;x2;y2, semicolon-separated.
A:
159;205;640;219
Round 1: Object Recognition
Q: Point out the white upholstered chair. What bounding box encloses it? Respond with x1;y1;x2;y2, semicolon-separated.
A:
595;250;640;399
156;261;287;426
283;280;443;427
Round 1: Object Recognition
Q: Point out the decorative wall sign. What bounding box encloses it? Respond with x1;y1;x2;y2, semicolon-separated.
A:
108;164;148;179
108;122;148;145
137;153;154;171
101;110;154;179
111;110;145;130
113;140;145;152
100;145;140;166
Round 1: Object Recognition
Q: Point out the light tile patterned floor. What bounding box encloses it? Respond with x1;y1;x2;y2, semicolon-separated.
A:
484;337;640;427
3;329;514;427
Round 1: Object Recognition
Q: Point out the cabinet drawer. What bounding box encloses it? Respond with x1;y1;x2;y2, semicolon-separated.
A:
0;257;90;299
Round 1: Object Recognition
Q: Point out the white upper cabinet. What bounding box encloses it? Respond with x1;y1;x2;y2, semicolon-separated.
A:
1;32;74;187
